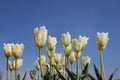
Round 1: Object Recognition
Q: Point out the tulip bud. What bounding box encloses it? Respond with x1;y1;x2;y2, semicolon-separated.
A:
56;63;62;70
54;53;62;64
12;59;23;70
46;47;55;58
12;43;24;58
68;52;76;64
61;56;65;67
82;56;91;68
35;60;41;71
29;69;36;80
3;43;13;58
34;26;48;48
47;36;57;51
8;61;13;71
61;32;71;47
37;55;46;66
50;57;56;67
64;44;72;57
97;32;109;51
75;51;82;59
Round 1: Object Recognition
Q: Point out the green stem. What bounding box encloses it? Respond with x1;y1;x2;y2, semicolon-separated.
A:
10;71;12;80
15;58;17;80
100;50;106;80
6;57;8;80
71;64;72;72
76;58;79;80
39;48;43;80
80;51;83;71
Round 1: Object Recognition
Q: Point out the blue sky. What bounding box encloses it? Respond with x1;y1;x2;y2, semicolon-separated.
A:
0;0;120;79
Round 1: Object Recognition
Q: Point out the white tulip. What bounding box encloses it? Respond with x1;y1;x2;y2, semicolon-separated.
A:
46;47;55;58
82;56;91;68
12;43;24;58
61;32;71;47
12;59;23;70
68;52;76;64
8;61;13;71
35;60;41;70
34;26;48;48
3;43;13;58
75;51;82;59
97;32;109;51
54;53;62;64
48;36;57;51
37;55;46;66
61;56;65;67
64;44;72;57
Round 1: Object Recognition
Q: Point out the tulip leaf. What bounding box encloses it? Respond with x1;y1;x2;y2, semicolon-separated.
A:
109;68;118;80
116;78;120;80
17;74;20;80
43;71;52;80
94;64;102;80
82;63;89;74
79;74;86;80
66;67;77;80
22;71;27;80
88;74;96;80
55;68;66;80
42;65;49;77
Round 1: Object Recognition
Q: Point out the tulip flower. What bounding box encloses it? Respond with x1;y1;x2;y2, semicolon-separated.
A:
97;32;109;51
29;69;36;80
64;44;72;57
35;60;41;71
61;56;65;67
34;26;48;48
68;52;75;64
48;36;57;51
54;53;62;64
8;61;13;80
12;43;24;58
12;59;23;70
46;47;55;58
82;56;91;68
3;43;13;80
97;32;109;80
61;32;71;47
37;55;46;66
50;57;56;67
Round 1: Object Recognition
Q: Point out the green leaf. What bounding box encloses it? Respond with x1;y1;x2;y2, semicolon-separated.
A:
42;65;49;77
22;71;27;80
79;74;86;80
116;78;120;80
43;71;52;80
66;67;77;80
94;64;102;80
55;68;66;80
82;63;89;74
88;74;96;80
109;68;118;80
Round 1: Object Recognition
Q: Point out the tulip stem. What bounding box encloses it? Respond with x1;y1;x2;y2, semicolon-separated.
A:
80;51;83;72
71;64;72;72
39;48;43;80
15;58;17;80
6;57;8;80
100;50;106;80
76;58;79;80
10;71;12;80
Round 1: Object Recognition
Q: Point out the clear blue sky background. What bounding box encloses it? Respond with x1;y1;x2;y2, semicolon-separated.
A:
0;0;120;79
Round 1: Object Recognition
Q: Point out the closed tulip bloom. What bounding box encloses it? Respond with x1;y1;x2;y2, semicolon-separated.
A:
64;44;72;57
37;55;46;66
50;57;56;67
46;47;55;58
75;51;82;59
61;32;71;47
48;36;57;51
54;53;62;64
3;43;13;58
97;32;109;51
12;44;24;58
56;63;62;70
35;60;41;70
68;52;76;64
78;35;89;50
61;56;65;67
72;38;83;53
29;70;36;80
82;56;91;68
8;61;13;71
34;26;48;48
12;59;23;70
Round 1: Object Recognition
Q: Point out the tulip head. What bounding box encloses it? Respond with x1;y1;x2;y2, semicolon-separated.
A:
54;53;62;64
48;36;57;51
29;69;36;80
75;51;82;59
97;32;109;51
82;56;91;68
35;60;41;71
61;32;71;47
12;43;24;58
64;44;72;57
68;52;76;64
61;56;65;67
3;43;13;58
34;26;48;48
8;61;13;71
46;47;55;58
12;59;23;70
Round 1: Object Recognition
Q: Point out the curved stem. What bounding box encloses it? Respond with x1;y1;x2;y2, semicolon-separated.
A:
6;57;8;80
76;58;79;80
100;50;106;80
